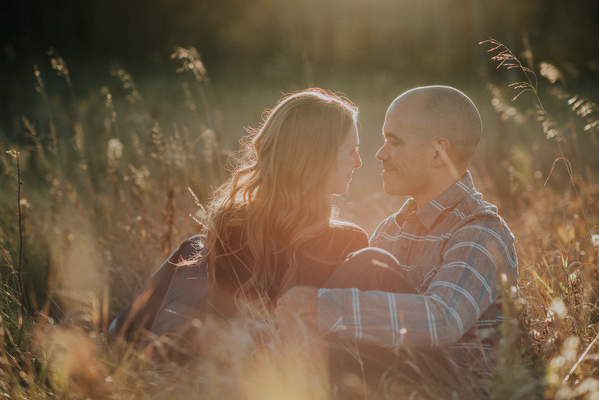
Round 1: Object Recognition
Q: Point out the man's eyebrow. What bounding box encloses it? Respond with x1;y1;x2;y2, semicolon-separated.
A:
383;131;401;141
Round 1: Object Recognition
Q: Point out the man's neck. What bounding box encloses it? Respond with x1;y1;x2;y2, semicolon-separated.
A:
414;170;467;210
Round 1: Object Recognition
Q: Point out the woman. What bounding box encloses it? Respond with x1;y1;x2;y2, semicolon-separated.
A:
111;88;368;343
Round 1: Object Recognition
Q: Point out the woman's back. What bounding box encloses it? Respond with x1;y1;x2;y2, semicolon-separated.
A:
210;220;368;312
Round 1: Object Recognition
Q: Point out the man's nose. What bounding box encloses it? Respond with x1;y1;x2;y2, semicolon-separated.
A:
375;144;388;161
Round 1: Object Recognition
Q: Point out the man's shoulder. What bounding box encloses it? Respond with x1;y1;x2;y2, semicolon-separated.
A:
451;192;515;240
373;211;401;233
456;188;497;214
451;188;508;225
369;211;402;245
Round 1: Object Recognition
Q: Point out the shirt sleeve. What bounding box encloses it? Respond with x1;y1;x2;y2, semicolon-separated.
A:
318;214;517;350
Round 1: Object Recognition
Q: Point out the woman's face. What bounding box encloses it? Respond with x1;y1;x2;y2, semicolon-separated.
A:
326;122;362;196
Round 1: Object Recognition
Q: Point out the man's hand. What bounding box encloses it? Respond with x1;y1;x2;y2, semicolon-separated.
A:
275;286;319;338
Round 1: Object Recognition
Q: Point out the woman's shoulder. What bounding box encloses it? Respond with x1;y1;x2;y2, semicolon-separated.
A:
330;220;367;233
328;220;369;247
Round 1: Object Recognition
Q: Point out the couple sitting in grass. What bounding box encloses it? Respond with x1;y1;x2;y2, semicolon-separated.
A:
111;85;518;389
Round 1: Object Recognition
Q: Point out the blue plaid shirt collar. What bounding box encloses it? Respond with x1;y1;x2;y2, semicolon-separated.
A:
395;171;475;230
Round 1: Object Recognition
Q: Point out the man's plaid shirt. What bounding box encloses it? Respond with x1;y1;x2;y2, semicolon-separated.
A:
318;171;518;365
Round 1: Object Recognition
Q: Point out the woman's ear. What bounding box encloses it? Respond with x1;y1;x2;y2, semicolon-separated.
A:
433;138;461;180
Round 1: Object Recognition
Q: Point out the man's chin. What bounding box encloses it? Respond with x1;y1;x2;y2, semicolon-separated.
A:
382;184;400;196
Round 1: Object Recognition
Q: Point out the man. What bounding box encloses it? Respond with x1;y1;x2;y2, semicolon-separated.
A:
275;85;518;378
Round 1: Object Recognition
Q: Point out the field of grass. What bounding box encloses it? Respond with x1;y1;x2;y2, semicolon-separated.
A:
1;42;599;399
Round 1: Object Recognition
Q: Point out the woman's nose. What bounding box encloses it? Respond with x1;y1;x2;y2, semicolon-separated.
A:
354;151;362;168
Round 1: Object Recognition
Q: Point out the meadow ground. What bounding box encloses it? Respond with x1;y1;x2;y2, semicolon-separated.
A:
1;43;599;399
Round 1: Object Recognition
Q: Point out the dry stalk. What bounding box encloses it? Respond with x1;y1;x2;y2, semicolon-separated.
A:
481;38;593;244
33;64;58;156
5;150;25;346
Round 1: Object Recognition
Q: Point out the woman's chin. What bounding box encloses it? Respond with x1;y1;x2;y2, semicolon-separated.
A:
332;185;350;196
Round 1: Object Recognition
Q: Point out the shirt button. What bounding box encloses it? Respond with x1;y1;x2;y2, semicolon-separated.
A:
402;243;408;249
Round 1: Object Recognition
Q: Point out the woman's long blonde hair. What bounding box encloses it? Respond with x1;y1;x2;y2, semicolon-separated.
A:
204;88;358;298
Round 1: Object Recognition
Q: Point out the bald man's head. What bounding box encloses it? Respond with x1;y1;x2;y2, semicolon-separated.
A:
388;85;482;168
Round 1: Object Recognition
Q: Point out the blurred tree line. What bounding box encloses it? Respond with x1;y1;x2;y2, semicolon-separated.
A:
1;0;599;146
2;0;598;79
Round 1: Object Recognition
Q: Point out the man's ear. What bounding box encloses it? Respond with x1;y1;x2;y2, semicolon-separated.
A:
433;138;461;180
432;138;450;167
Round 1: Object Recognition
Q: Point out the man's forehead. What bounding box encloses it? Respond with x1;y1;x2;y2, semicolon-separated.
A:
384;101;413;126
381;118;401;139
388;93;426;115
384;93;430;132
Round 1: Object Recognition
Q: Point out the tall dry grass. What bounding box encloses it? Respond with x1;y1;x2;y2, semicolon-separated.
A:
0;40;599;399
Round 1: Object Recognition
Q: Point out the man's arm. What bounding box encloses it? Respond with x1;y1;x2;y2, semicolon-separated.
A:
317;216;517;350
275;286;319;337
